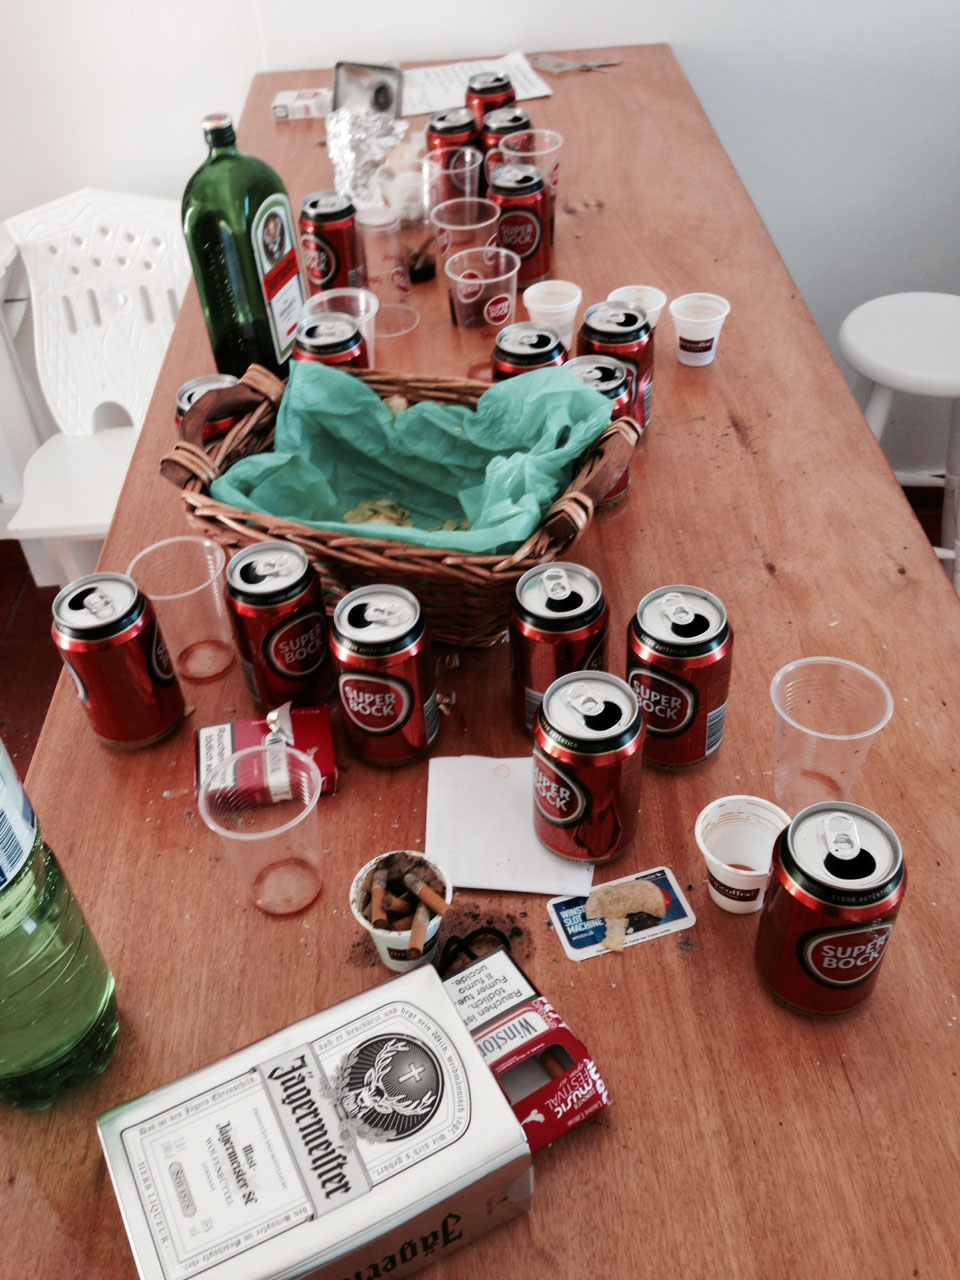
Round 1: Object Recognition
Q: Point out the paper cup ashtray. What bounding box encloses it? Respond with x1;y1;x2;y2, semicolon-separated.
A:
695;795;790;914
350;851;453;972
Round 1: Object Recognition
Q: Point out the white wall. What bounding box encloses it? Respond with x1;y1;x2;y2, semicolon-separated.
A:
3;0;959;469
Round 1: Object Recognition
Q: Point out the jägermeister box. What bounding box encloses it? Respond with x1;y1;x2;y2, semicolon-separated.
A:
98;967;532;1280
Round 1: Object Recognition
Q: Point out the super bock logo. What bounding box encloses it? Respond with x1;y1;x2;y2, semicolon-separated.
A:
339;673;413;735
266;611;327;678
628;666;697;737
150;622;176;685
533;750;589;827
799;924;895;988
303;234;337;286
497;210;541;260
335;1036;443;1141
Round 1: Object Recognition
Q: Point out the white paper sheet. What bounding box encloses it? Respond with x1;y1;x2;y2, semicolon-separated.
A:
425;756;595;897
401;51;552;119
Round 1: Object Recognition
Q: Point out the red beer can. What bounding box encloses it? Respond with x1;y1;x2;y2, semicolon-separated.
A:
755;803;907;1015
565;354;634;503
626;585;733;766
299;192;366;293
533;672;645;863
490;164;551;286
466;71;516;129
481;105;532;185
176;374;239;444
492;322;565;380
510;563;608;732
331;585;439;766
225;542;335;708
426;107;480;152
52;572;184;747
577;302;654;429
292;314;368;369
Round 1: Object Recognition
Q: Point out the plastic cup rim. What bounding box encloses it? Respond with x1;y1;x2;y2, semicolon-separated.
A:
198;745;323;842
127;535;225;602
694;794;791;876
669;292;731;322
770;656;894;741
607;284;668;309
522;280;583;313
429;197;500;233
445;246;521;287
501;128;565;157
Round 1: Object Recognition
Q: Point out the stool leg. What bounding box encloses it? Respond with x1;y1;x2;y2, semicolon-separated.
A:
863;383;895;439
941;398;960;551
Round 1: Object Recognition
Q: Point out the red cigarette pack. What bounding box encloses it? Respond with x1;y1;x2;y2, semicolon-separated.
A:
443;948;610;1154
195;703;338;799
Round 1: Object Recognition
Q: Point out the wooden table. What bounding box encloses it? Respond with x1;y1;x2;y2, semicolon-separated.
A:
6;46;960;1280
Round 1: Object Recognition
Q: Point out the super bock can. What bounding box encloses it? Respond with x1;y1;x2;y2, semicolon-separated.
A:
225;543;335;708
755;803;906;1015
565;354;634;504
466;71;516;129
292;314;368;370
176;374;239;444
300;192;366;293
510;563;608;732
533;672;645;863
331;585;439;766
492;322;565;379
52;573;184;747
626;585;733;766
481;105;532;184
577;302;654;429
490;163;551;285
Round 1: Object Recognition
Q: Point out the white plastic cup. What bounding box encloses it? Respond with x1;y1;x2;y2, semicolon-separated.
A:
302;287;380;366
198;745;324;916
770;657;894;815
607;285;668;328
669;292;731;366
522;279;583;351
695;795;791;914
349;853;452;973
127;536;234;682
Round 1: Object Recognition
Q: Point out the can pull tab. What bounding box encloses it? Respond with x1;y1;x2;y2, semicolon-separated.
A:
258;554;295;579
542;566;571;600
660;591;694;628
822;812;861;860
365;601;409;628
562;680;603;721
84;589;117;620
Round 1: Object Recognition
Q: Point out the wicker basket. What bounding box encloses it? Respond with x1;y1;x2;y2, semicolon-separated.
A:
160;365;643;648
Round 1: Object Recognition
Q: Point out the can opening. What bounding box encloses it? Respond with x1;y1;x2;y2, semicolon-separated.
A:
824;847;877;880
671;613;710;639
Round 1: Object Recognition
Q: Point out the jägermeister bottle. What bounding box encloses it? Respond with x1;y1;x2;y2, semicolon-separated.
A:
0;739;119;1109
182;113;306;378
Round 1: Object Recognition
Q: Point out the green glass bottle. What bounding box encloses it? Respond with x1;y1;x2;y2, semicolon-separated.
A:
0;739;118;1110
182;112;306;378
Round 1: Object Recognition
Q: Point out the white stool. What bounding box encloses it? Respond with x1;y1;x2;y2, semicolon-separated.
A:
838;292;960;575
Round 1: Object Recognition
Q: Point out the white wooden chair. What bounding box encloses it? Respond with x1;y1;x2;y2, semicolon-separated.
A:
0;189;190;587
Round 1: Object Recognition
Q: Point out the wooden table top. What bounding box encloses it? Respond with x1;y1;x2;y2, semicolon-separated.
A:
7;45;960;1280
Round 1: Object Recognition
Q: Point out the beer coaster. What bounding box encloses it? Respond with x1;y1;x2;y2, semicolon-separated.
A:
547;866;696;962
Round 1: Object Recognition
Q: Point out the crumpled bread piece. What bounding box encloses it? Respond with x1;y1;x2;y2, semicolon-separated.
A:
586;879;667;923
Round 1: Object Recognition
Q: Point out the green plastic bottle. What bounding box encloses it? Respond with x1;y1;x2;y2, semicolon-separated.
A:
0;740;118;1109
182;112;306;378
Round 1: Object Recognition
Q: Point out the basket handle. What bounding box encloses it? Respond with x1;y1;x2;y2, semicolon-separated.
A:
160;365;286;490
498;417;645;568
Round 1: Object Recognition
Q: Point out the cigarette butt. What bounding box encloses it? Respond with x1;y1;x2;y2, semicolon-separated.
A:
406;902;432;959
360;869;375;897
382;891;415;915
370;864;389;928
389;914;415;932
402;871;449;918
539;1050;567;1080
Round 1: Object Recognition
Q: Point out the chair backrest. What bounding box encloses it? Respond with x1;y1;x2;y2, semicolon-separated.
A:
4;188;190;437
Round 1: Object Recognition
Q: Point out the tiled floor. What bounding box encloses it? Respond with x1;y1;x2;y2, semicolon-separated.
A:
0;541;61;776
0;489;949;779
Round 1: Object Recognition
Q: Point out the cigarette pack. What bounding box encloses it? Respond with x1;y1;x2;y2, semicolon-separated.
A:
271;89;331;121
195;705;338;799
442;948;610;1154
98;967;532;1280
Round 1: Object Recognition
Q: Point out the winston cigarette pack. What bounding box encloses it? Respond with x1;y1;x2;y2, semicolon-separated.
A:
98;967;532;1280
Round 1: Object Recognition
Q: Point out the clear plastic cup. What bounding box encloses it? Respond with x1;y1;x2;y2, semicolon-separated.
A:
607;285;668;328
444;246;520;378
355;207;420;338
500;129;564;245
127;535;234;682
770;657;894;815
301;287;380;366
522;279;583;351
669;292;731;366
423;146;483;213
430;198;500;326
695;795;791;914
349;853;452;973
198;745;324;915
